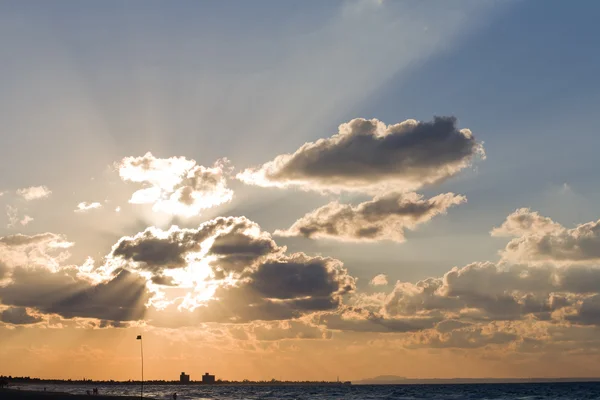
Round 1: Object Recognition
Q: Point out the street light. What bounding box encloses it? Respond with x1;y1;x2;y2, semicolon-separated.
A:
136;335;143;399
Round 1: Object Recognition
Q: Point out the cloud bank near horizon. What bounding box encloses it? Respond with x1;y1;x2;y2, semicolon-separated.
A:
2;207;600;357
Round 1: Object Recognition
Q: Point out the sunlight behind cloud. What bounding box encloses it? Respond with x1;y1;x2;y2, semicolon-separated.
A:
118;152;233;217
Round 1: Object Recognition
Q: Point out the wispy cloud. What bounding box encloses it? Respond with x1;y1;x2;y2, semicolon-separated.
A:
74;202;103;213
5;205;33;228
20;215;34;226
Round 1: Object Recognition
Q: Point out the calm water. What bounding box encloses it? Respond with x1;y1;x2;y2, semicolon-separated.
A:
20;382;600;399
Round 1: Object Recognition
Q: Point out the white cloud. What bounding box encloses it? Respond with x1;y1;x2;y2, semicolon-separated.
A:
74;202;102;213
6;206;34;228
491;208;562;237
370;274;388;286
495;209;600;264
16;186;52;201
0;232;73;274
117;152;233;217
6;205;18;228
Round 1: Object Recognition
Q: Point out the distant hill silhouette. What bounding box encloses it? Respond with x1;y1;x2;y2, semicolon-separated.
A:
353;375;407;384
352;375;407;385
353;376;600;385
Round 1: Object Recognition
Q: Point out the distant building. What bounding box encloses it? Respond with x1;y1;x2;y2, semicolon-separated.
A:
180;372;190;383
202;373;215;384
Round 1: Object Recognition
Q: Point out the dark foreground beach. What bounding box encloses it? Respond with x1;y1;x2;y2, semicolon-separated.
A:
0;389;142;400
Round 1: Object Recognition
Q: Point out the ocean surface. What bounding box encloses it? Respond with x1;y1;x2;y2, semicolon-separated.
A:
19;382;600;399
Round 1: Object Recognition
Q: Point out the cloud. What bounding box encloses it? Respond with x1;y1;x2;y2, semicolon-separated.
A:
0;261;7;280
275;192;466;242
0;233;150;323
0;307;42;325
0;232;71;248
6;205;18;228
314;307;439;333
0;232;73;272
104;211;600;329
16;185;52;201
370;274;388;286
496;209;600;264
6;206;32;228
108;217;281;280
108;217;355;324
248;254;354;300
74;202;102;213
405;323;520;349
98;320;130;329
238;116;484;193
249;320;331;341
20;215;34;226
117;152;233;217
491;208;562;237
566;295;600;326
380;261;600;324
184;255;354;323
0;267;150;322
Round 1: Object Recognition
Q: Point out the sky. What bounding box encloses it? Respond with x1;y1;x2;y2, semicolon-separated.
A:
2;0;600;382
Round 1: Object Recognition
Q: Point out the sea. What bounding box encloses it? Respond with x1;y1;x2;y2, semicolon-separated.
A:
18;382;600;399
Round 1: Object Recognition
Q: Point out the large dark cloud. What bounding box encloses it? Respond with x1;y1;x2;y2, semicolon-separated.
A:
0;267;150;322
238;116;484;193
108;217;355;324
0;231;149;323
111;227;209;270
275;192;465;242
209;229;281;274
248;254;353;299
151;253;356;324
0;307;42;325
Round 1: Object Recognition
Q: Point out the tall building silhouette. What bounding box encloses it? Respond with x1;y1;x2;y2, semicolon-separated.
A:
202;373;215;384
180;372;190;383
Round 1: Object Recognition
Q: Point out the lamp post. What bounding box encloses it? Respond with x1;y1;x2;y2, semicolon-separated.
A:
136;335;143;399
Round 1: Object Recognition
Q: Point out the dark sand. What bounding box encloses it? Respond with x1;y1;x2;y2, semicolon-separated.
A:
0;389;143;400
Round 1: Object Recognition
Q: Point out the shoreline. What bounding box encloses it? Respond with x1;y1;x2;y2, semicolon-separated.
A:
0;389;142;400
